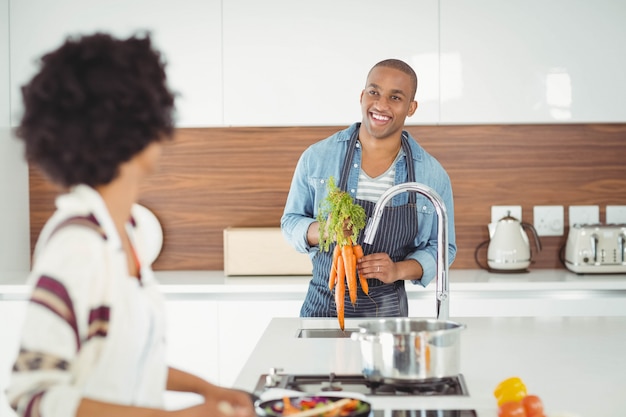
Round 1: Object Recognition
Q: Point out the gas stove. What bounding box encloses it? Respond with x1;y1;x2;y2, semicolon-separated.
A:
255;371;470;396
254;370;477;417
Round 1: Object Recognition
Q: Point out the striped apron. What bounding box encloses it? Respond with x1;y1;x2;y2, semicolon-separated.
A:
300;127;419;318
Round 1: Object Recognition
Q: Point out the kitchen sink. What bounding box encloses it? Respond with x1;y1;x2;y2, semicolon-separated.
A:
296;328;358;338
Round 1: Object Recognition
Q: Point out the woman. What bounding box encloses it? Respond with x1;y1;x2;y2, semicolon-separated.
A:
6;33;254;417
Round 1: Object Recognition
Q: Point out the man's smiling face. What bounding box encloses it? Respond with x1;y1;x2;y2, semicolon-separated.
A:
360;65;417;141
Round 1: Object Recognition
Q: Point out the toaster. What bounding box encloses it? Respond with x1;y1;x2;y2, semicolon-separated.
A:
564;224;626;274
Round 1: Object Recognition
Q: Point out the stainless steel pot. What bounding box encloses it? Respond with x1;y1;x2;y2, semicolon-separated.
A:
350;318;466;382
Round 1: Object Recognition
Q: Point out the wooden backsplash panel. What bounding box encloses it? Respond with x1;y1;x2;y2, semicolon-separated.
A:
416;124;626;269
29;124;626;271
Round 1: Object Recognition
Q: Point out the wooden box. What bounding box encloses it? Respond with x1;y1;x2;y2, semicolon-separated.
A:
223;227;312;276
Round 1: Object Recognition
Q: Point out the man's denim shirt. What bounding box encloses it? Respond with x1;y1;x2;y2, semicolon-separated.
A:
281;123;456;287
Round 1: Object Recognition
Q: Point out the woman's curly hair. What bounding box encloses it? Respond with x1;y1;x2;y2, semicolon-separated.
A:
17;32;176;188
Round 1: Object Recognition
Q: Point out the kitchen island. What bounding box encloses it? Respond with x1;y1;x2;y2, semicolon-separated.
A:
233;316;626;417
2;268;626;387
2;269;626;415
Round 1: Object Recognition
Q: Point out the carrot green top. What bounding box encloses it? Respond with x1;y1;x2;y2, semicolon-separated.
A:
317;176;366;252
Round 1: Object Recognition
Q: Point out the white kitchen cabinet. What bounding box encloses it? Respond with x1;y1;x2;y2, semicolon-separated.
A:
163;299;220;409
409;289;626;318
216;300;302;387
450;293;626;317
164;295;302;389
0;300;26;417
9;0;223;128
408;294;439;319
0;297;220;413
222;0;440;126
8;0;626;127
439;0;626;124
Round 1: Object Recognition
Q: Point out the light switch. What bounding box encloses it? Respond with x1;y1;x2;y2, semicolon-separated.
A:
491;205;522;224
568;205;599;227
606;205;626;224
534;205;564;236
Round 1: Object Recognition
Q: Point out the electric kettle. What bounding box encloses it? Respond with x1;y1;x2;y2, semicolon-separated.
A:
486;213;542;272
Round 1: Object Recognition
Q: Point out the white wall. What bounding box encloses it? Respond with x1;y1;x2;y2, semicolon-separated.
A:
2;0;626;278
0;2;26;409
1;0;30;275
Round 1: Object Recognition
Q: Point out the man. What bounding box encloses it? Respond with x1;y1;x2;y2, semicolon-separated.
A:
281;59;456;318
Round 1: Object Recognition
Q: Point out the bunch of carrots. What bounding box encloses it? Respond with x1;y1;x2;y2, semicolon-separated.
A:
318;177;367;331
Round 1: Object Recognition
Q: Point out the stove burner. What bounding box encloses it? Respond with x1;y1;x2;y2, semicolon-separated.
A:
320;382;343;391
319;374;344;391
368;377;464;396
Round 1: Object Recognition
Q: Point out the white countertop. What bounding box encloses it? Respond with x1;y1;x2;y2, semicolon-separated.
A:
233;316;626;417
4;269;626;320
2;269;626;300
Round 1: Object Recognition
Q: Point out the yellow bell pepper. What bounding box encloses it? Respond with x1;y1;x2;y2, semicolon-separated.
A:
493;376;527;406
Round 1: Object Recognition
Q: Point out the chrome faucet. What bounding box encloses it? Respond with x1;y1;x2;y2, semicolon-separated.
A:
362;182;450;320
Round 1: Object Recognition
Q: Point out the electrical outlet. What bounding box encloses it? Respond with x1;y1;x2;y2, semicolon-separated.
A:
534;205;564;236
606;205;626;224
491;205;522;224
569;205;599;227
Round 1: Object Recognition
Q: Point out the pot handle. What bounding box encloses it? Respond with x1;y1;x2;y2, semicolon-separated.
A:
350;331;379;343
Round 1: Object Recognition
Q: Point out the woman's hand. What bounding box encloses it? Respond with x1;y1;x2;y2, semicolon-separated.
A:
76;392;255;417
199;386;256;417
173;388;254;417
165;368;255;417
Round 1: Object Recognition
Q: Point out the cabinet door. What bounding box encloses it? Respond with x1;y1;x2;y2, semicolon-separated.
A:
0;299;220;412
0;300;26;417
223;0;440;126
9;0;222;127
408;295;439;319
439;0;626;123
216;300;302;387
164;299;220;409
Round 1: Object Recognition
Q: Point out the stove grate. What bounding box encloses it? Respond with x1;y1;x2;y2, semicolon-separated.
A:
258;372;469;396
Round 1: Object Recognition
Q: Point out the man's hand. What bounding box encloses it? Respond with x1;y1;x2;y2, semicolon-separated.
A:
357;254;423;283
